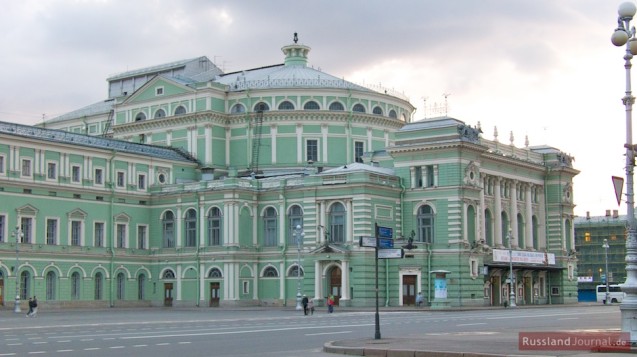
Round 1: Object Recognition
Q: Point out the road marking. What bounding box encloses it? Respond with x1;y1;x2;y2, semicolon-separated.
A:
156;343;170;346
84;348;100;351
56;340;71;343
109;346;125;349
133;345;148;347
558;317;578;320
7;343;22;346
305;331;352;336
33;342;47;344
178;342;191;344
457;323;487;326
56;350;73;353
27;352;45;354
0;354;16;356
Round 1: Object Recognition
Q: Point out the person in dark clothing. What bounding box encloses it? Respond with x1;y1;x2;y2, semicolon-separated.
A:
26;297;33;317
31;296;38;317
302;295;309;315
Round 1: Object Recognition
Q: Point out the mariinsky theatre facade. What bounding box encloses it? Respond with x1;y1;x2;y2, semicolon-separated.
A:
0;36;578;309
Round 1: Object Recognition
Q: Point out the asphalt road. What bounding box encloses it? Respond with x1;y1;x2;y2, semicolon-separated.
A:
0;304;620;356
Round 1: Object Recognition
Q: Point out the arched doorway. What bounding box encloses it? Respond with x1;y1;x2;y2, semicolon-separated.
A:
328;266;341;305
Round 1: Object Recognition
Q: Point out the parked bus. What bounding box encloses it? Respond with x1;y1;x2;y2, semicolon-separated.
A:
596;284;625;304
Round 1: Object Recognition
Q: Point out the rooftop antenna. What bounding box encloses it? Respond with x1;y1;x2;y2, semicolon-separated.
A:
443;93;451;116
422;96;428;119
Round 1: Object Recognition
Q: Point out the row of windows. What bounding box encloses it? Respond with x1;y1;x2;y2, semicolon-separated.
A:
10;270;145;301
135;105;187;121
3;157;151;190
484;178;540;203
232;101;400;119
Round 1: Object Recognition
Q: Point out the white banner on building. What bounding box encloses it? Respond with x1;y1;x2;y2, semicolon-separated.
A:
492;249;555;265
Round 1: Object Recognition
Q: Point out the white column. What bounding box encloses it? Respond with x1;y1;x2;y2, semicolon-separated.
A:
494;177;503;246
205;124;212;165
479;175;487;243
525;185;534;249
279;261;285;300
296;124;303;164
421;166;427;188
347;200;353;243
225;128;231;166
319;202;326;244
433;165;439;186
510;180;518;248
314;260;321;300
253;263;259;300
199;197;206;247
176;202;183;248
538;187;547;250
271;125;277;164
199;262;205;302
279;201;285;245
176;265;182;301
341;261;349;300
410;167;416;189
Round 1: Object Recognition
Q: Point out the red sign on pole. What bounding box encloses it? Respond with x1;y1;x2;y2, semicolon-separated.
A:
612;176;624;206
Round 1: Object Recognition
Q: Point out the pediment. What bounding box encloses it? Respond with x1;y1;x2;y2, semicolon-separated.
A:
123;76;195;105
309;243;349;254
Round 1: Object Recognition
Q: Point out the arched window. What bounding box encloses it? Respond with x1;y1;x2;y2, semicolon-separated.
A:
372;106;383;115
329;203;346;243
162;211;175;248
304;101;320;110
71;272;80;300
162;270;175;279
532;216;539;249
389;109;397;119
501;212;510;246
352;104;365;113
484;209;493;246
208;268;223;278
288;205;303;244
135;112;146;122
517;213;525;249
154;109;166;119
21;271;31;300
184;209;197;247
254;102;269;112
288;265;304;277
417;205;434;244
174;106;186;115
264;207;277;247
329;102;344;111
95;272;103;300
116;272;125;300
278;101;295;110
231;103;245;114
263;266;278;277
138;274;146;300
467;205;476;244
45;271;55;300
207;207;222;246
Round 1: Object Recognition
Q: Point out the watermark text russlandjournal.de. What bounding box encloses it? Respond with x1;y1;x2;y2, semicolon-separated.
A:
518;332;630;351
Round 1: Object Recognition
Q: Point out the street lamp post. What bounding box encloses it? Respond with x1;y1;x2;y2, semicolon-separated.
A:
603;239;611;304
507;229;516;308
612;2;637;342
11;226;22;313
294;225;304;311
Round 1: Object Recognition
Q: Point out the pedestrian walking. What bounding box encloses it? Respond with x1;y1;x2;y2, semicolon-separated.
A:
327;294;334;313
30;296;38;317
308;298;314;315
302;294;309;315
26;297;33;317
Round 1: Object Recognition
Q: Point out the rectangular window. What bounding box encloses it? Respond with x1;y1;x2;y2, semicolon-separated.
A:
354;141;364;163
138;174;146;190
117;224;126;248
137;225;147;250
20;217;32;243
72;165;81;183
94;168;103;185
242;281;249;295
94;222;104;247
117;172;125;187
47;162;57;180
46;219;57;245
71;221;82;246
0;215;5;243
414;166;423;188
306;139;318;162
425;165;435;187
21;159;32;177
156;87;164;96
0;156;4;174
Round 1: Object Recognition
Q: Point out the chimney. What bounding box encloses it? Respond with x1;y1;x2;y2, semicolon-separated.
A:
613;210;619;218
586;211;590;220
606;209;611;217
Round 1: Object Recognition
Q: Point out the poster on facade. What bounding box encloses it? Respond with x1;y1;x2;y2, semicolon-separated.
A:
492;249;555;265
434;278;447;299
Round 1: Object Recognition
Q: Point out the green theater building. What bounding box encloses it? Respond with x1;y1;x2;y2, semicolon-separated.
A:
0;37;578;310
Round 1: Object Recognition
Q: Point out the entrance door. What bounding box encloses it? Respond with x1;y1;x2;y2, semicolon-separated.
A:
164;283;173;307
210;282;220;307
329;267;341;305
402;275;416;305
490;276;501;306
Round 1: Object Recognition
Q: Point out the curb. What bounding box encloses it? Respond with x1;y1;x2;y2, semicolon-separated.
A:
322;341;522;357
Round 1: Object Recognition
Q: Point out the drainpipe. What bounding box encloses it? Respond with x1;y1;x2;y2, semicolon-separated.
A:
385;259;390;306
427;243;432;305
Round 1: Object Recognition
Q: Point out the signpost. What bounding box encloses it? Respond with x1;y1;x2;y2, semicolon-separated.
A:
378;248;404;259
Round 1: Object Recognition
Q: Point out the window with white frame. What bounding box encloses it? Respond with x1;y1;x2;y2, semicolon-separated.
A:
21;159;32;177
288;205;303;244
162;211;175;248
417;205;434;244
0;155;4;174
94;222;105;247
184;209;197;247
116;272;125;300
0;214;5;243
156;87;164;96
207;207;222;246
138;274;146;300
72;165;81;183
94;168;103;185
20;217;32;243
116;171;125;187
263;207;278;247
116;224;126;248
138;174;146;190
94;272;103;300
71;220;82;246
262;266;278;277
137;225;147;250
242;281;249;294
71;272;80;300
329;203;346;243
354;141;364;163
306;139;318;163
46;218;57;245
47;162;57;180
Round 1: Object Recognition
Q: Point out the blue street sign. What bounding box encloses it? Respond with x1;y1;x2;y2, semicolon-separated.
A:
360;236;394;249
377;226;393;238
378;237;394;249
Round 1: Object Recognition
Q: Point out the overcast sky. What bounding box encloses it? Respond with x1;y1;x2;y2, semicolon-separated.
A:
0;0;631;218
